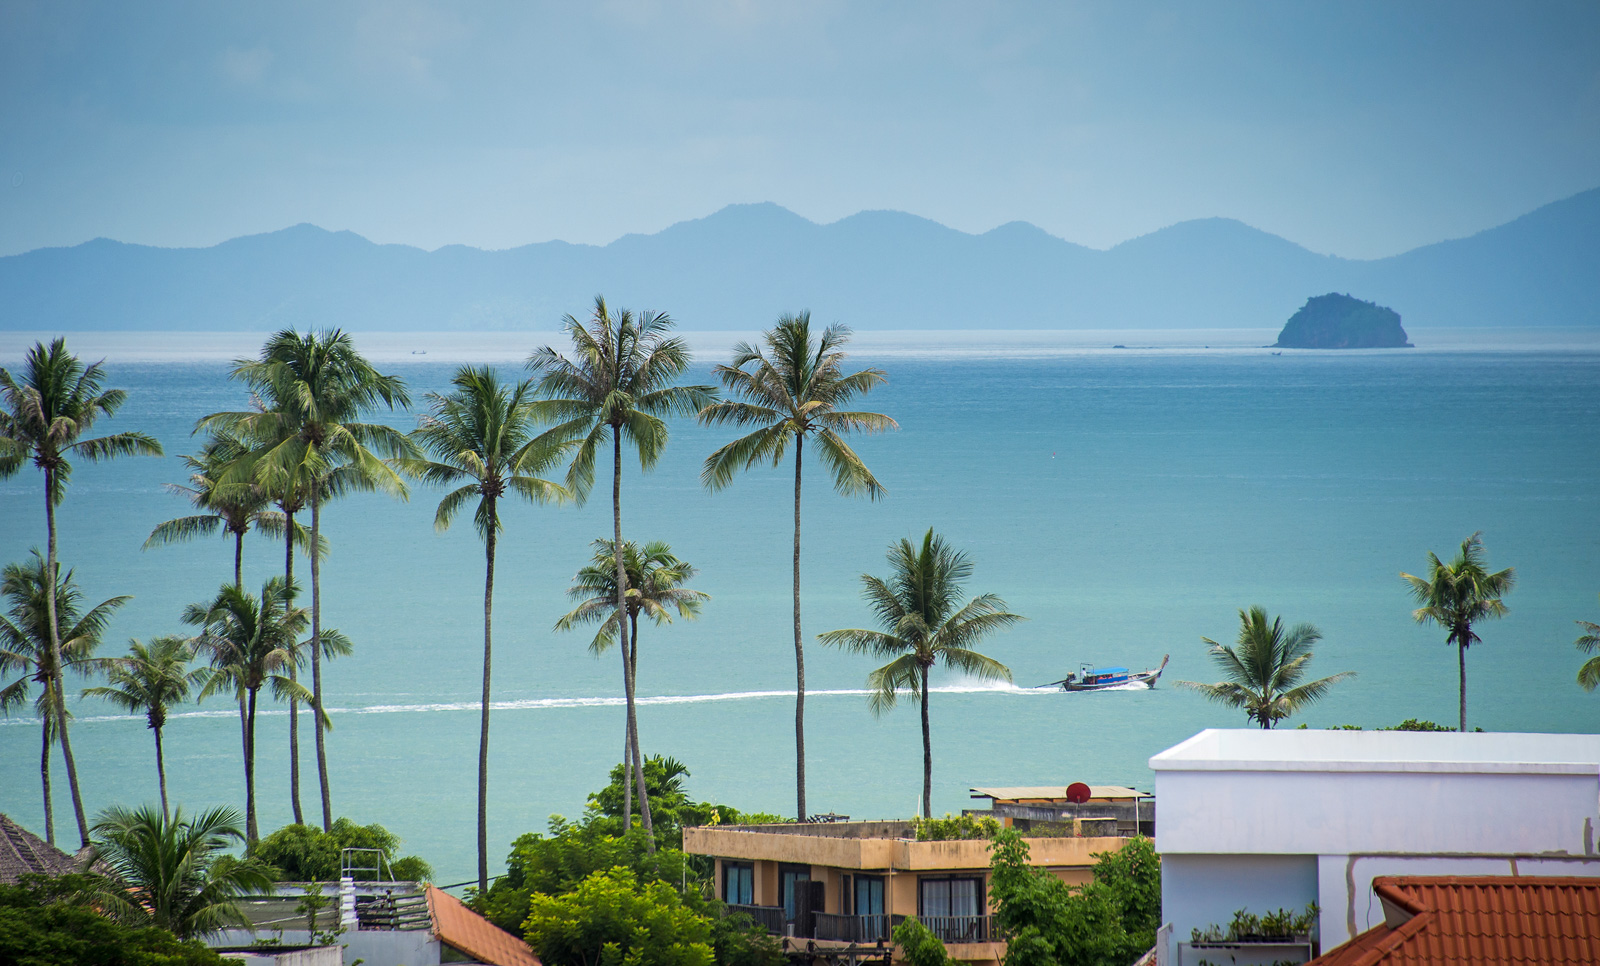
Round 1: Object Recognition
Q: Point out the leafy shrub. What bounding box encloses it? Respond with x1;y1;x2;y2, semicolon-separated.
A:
0;875;232;966
475;814;693;934
522;867;714;966
251;817;433;882
1382;719;1455;732
988;829;1154;966
893;916;950;966
1191;903;1318;942
914;813;1001;841
709;910;786;966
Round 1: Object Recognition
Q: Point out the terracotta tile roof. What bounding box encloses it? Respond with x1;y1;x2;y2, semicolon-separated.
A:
426;884;540;966
1309;876;1600;966
0;813;82;885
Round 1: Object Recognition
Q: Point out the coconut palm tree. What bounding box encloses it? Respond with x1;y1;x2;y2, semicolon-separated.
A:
145;428;316;809
698;313;896;819
0;552;128;845
82;637;205;822
1177;607;1354;729
186;578;321;843
818;529;1019;817
529;296;715;840
555;538;709;832
0;338;164;845
88;804;273;940
1577;596;1600;692
399;365;571;892
144;430;308;587
1401;532;1515;732
199;329;412;832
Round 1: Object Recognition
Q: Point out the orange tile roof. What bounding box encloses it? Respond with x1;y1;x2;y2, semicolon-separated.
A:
426;884;541;966
1309;876;1600;966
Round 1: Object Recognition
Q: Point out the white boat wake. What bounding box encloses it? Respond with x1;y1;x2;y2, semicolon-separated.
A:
1;680;1101;727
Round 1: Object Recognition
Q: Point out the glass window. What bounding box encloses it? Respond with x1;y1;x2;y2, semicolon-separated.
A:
919;877;981;918
780;866;811;922
722;862;753;906
854;875;885;916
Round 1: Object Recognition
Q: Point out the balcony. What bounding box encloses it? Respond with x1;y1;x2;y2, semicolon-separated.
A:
726;903;787;935
812;912;895;943
920;914;995;944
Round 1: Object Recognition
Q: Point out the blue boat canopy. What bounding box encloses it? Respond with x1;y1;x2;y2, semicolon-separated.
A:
1085;667;1129;676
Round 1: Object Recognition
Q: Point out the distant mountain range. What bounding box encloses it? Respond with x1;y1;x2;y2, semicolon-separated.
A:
2;188;1596;331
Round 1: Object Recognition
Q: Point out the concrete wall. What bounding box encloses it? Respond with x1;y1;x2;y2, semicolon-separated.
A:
1150;729;1600;953
1159;854;1316;944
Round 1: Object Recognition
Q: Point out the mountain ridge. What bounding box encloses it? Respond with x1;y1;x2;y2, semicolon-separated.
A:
2;189;1595;331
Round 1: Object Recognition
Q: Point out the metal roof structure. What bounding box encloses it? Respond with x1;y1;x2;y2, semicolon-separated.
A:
969;785;1147;803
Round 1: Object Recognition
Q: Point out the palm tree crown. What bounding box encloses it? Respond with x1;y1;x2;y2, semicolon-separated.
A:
1401;531;1514;731
819;529;1020;817
697;312;896;821
555;539;710;653
83;636;205;821
0;552;128;845
1573;595;1600;692
400;364;571;893
88;804;272;940
144;430;308;584
1177;607;1354;729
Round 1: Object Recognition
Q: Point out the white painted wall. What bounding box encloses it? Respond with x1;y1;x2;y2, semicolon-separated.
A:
1149;730;1600;953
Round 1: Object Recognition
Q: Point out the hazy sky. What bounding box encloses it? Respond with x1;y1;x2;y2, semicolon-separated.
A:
1;1;1596;259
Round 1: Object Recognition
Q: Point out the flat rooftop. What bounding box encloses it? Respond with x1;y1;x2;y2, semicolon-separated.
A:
1150;729;1600;775
970;785;1147;801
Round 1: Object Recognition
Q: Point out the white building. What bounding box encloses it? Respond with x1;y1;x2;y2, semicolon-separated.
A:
1149;728;1600;960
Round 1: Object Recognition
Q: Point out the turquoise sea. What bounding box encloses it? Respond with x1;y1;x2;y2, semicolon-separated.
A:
2;328;1598;885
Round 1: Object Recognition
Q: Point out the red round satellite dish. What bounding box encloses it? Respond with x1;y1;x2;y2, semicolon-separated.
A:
1065;782;1091;804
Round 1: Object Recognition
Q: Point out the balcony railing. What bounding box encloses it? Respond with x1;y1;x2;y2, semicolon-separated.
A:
920;914;994;944
813;912;895;943
726;903;787;935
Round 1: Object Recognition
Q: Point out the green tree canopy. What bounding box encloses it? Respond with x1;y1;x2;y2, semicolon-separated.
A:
988;829;1156;966
0;874;232;966
1401;531;1514;731
249;817;433;882
522;867;714;966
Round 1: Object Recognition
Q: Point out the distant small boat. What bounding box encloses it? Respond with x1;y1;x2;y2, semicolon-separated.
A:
1046;655;1169;692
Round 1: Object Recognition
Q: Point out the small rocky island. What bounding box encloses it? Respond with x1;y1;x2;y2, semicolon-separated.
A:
1273;293;1412;349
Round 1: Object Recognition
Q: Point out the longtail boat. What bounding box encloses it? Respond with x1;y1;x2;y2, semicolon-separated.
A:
1045;655;1169;691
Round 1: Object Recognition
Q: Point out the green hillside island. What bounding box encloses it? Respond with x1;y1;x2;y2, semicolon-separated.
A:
1273;293;1412;348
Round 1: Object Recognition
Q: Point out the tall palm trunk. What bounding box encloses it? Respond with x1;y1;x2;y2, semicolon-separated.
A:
285;510;303;825
153;719;170;822
310;482;332;831
43;468;90;847
233;529;250;825
1458;635;1468;733
612;429;654;847
792;437;806;821
626;611;648;838
477;509;497;893
920;665;932;819
245;686;259;843
39;722;54;845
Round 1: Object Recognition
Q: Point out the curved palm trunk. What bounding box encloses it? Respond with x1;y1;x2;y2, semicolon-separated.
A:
626;611;649;843
234;529;250;821
1458;636;1468;733
285;510;303;825
621;640;632;831
477;514;496;893
612;429;655;847
43;469;90;847
792;436;806;821
153;720;170;822
310;484;332;832
920;665;932;819
245;686;259;843
40;721;54;845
